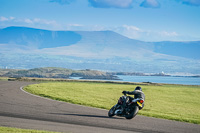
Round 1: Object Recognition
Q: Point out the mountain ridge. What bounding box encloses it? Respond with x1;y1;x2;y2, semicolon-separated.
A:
0;26;200;74
0;26;82;49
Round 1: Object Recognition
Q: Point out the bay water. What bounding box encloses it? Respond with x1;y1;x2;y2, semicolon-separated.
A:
117;75;200;85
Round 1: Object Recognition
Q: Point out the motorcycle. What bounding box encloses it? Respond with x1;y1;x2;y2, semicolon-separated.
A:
108;92;144;119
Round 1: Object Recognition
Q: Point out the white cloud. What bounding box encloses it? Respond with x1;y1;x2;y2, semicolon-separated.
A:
0;16;59;30
160;31;178;37
65;24;107;31
35;18;57;26
88;0;162;9
9;17;15;20
111;25;185;41
1;16;197;42
116;25;143;39
21;18;58;26
0;16;16;22
24;18;33;24
176;0;200;6
49;0;75;5
88;0;133;8
0;16;9;21
123;25;141;31
140;0;160;8
68;24;83;27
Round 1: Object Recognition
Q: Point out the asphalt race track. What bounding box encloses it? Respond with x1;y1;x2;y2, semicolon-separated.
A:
0;81;200;133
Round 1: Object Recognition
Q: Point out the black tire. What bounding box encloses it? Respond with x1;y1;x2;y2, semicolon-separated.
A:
125;106;139;119
108;106;115;117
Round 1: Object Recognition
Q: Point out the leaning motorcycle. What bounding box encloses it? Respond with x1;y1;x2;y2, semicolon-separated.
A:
108;92;144;119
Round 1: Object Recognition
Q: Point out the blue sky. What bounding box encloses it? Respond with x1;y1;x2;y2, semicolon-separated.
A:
0;0;200;42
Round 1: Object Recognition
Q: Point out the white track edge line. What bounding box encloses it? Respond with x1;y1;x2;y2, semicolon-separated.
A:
20;86;108;111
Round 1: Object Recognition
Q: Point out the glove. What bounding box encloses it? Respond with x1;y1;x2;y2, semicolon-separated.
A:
122;91;127;95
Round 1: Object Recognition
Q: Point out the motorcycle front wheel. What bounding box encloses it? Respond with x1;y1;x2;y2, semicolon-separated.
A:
125;106;139;119
108;106;116;117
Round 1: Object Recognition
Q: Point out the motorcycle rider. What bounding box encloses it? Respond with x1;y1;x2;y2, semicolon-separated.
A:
121;86;145;112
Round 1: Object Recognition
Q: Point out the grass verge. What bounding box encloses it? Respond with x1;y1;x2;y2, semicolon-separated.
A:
24;81;200;124
0;77;12;81
0;126;60;133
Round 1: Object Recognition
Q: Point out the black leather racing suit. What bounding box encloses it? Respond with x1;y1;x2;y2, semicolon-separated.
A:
123;90;145;110
126;90;145;101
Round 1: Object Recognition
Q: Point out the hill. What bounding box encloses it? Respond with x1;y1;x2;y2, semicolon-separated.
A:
0;26;200;74
153;41;200;59
0;26;81;49
0;67;118;80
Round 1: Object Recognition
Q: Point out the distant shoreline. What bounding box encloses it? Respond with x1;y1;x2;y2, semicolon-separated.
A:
1;68;200;81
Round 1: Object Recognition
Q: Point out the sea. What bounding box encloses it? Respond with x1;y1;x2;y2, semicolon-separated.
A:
70;75;200;85
117;75;200;85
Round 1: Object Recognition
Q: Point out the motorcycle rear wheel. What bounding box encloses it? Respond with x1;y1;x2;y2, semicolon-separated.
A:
125;106;139;119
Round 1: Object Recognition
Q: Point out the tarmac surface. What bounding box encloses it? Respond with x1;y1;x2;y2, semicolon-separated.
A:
0;81;200;133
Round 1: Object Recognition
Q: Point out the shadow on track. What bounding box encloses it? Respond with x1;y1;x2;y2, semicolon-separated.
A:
50;113;124;120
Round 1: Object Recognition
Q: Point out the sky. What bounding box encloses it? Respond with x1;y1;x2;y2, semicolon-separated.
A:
0;0;200;42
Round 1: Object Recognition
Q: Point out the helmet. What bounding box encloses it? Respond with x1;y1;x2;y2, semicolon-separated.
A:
135;86;142;91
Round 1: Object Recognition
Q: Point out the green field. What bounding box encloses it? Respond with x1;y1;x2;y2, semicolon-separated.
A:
24;81;200;124
0;126;60;133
